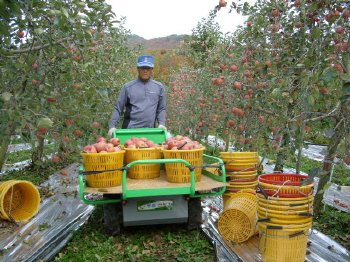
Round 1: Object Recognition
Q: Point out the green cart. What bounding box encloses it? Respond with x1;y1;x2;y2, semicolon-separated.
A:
79;128;228;236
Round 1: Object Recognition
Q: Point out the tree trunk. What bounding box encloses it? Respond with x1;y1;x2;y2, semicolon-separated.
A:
30;135;45;168
0;124;16;172
314;101;349;215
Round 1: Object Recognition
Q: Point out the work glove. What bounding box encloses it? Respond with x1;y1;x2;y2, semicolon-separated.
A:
108;127;117;138
158;125;167;131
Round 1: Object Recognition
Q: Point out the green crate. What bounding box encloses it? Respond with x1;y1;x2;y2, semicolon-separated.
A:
113;128;167;145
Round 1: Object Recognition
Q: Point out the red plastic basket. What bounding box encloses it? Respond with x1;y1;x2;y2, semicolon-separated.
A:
259;173;313;186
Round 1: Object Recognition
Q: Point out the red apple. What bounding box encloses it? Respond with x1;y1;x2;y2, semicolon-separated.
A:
105;143;115;152
114;147;121;152
174;135;183;141
230;65;238;72
91;121;100;128
94;141;107;152
146;140;156;147
344;156;350;165
124;139;134;147
17;31;24;38
110;137;120;146
75;130;82;137
96;137;107;143
83;145;97;153
219;0;227;7
167;139;180;149
233;82;242;90
135;140;147;148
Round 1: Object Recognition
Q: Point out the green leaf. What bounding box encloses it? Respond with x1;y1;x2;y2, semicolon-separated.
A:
75;1;85;7
300;167;321;187
311;27;320;39
1;92;13;101
60;7;69;18
34;28;44;35
304;58;312;68
308;95;315;106
343;82;350;93
37;118;54;128
339;94;349;102
320;67;337;83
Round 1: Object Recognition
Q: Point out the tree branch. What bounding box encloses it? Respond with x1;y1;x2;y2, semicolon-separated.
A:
3;38;68;54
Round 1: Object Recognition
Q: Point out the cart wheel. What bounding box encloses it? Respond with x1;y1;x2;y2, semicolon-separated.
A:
103;194;123;237
187;197;202;231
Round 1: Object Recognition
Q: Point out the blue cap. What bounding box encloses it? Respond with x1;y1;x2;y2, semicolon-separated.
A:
137;55;154;68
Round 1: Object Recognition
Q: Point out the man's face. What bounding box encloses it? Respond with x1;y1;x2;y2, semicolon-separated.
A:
138;67;153;81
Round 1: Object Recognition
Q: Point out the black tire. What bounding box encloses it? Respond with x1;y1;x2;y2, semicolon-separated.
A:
103;194;123;237
187;197;202;231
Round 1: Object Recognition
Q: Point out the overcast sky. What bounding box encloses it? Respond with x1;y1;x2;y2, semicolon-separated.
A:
105;0;254;40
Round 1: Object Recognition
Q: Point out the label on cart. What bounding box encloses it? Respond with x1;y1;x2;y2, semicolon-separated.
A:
137;200;174;212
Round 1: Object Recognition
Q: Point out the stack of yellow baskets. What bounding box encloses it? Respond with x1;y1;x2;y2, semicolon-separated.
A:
220;152;260;201
257;173;314;262
218;189;258;243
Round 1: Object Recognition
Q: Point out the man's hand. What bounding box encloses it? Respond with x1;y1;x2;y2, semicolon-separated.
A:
158;125;167;130
108;127;117;137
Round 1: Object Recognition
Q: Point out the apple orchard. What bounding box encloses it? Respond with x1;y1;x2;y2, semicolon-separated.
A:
0;0;349;214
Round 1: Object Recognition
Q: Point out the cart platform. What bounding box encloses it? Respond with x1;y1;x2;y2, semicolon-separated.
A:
83;170;228;194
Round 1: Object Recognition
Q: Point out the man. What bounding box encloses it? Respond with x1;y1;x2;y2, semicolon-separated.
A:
108;55;166;137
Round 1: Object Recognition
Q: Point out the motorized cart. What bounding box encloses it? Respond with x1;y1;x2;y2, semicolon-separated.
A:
78;128;228;236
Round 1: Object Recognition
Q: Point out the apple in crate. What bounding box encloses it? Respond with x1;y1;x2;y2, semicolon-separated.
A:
94;141;108;152
110;137;120;146
83;145;97;153
105;143;115;152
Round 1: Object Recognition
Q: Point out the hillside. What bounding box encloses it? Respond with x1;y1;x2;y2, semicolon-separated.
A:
127;34;187;50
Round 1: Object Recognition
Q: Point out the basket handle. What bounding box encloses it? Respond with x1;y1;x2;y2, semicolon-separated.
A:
177;141;187;149
78;166;128;175
266;225;283;230
299;213;313;217
257;183;269;199
258;218;271;222
289;231;305;238
289;203;306;207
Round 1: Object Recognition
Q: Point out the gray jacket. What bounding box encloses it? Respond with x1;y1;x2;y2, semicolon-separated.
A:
109;78;166;129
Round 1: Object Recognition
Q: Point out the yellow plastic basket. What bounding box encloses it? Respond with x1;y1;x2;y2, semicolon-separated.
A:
227;183;258;190
257;192;314;203
228;171;258;180
81;151;125;187
0;180;40;222
258;200;313;212
257;210;313;225
125;148;162;179
223;188;257;206
220;152;259;171
218;192;258;243
259;180;314;197
258;222;311;262
163;147;205;183
220;152;259;160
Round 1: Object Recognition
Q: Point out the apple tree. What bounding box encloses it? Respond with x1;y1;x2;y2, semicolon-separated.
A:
167;0;349;213
0;0;138;171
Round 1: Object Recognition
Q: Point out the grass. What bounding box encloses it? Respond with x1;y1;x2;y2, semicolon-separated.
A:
1;144;349;260
52;205;215;262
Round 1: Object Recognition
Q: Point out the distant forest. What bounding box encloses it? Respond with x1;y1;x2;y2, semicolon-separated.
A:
127;34;186;50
